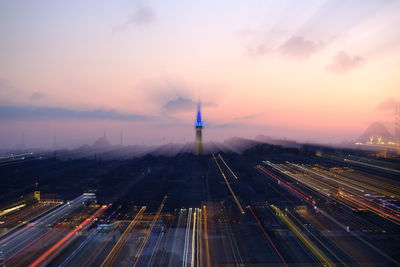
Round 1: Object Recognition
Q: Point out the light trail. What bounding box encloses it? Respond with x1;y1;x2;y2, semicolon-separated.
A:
314;207;350;232
82;223;121;266
29;204;110;267
100;206;146;267
168;209;185;267
0;152;34;160
199;208;202;267
213;154;245;214
343;158;400;174
60;209;118;266
339;191;400;224
0;202;62;240
4;221;69;265
191;210;197;267
218;154;238;179
181;207;202;267
247;205;288;267
203;205;211;267
257;165;313;204
133;196;167;266
286;210;348;266
148;230;165;267
0;194;86;261
183;208;192;267
266;162;400;225
289;162;364;193
0;204;26;217
267;162;358;203
196;208;200;267
331;168;400;198
275;164;335;197
270;205;333;267
0;157;38;167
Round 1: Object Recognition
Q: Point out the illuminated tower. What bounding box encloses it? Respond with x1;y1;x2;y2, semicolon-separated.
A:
194;103;204;155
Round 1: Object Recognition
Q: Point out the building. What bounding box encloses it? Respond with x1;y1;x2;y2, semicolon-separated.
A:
356;122;395;145
194;103;204;155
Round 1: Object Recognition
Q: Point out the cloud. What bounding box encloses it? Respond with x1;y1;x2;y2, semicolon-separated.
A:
0;105;155;121
206;122;239;129
247;43;272;57
113;7;155;32
162;97;217;113
30;92;46;101
376;98;399;112
327;51;365;74
163;97;194;112
279;36;323;60
233;113;263;121
245;29;287;58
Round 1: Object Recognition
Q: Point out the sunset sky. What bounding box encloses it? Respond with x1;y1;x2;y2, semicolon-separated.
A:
1;0;399;148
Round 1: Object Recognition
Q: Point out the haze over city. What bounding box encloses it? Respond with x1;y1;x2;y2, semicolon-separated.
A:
1;0;399;149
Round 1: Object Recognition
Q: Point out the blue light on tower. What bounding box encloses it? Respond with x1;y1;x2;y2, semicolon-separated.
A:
195;103;203;155
195;103;204;128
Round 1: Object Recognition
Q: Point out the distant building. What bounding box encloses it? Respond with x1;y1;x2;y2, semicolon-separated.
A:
92;132;111;148
356;122;395;145
194;103;204;155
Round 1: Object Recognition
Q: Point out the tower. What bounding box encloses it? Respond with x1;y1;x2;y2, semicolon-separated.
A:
194;103;204;155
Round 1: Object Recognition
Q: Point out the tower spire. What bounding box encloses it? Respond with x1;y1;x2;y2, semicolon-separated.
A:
194;102;204;155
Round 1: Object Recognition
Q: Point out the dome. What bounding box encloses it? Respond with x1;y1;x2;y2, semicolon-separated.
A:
357;122;394;144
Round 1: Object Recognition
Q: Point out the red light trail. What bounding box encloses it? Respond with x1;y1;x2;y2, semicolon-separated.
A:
29;204;110;267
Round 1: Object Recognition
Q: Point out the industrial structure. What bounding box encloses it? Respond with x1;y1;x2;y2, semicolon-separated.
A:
355;104;400;155
194;103;204;155
356;122;395;145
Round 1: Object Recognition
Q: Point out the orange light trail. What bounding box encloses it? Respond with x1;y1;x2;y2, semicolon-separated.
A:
213;154;245;214
203;205;211;267
340;191;400;223
133;197;167;266
29;204;110;267
101;206;146;267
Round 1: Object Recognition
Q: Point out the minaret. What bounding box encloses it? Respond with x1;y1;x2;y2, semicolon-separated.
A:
194;103;204;155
